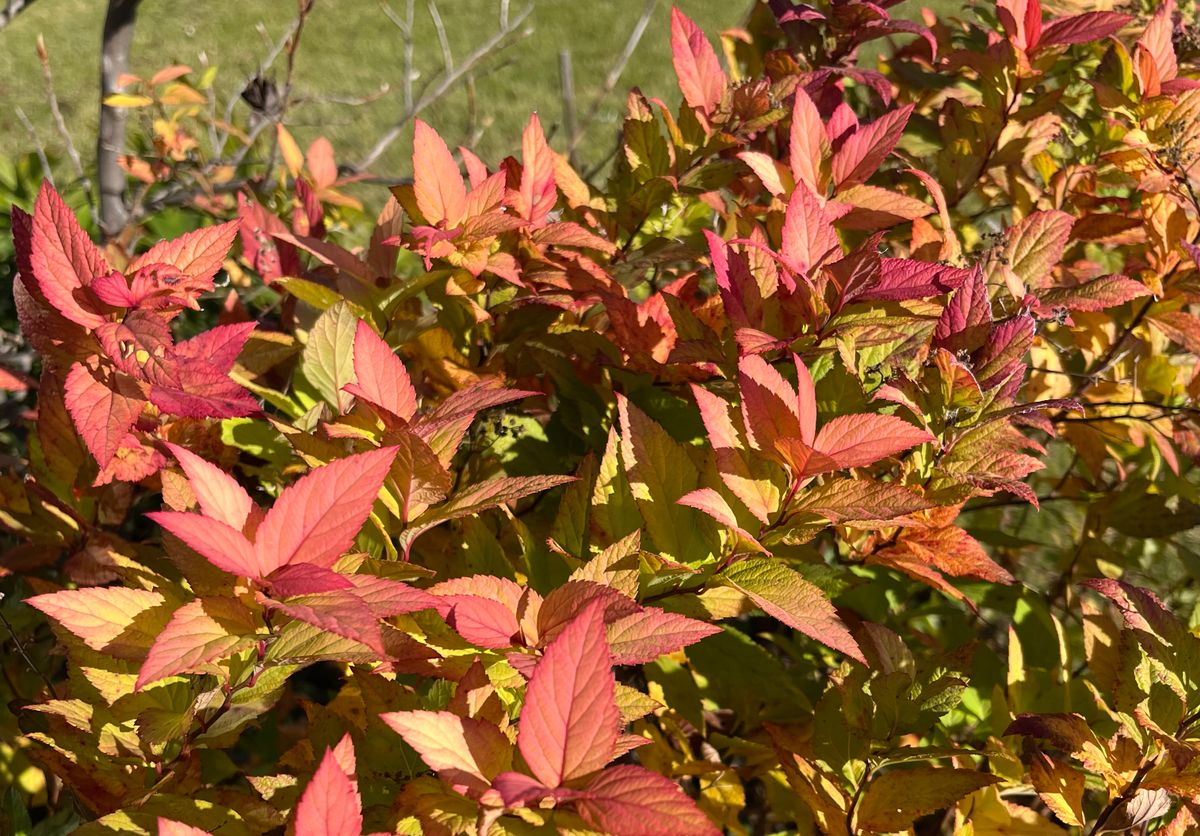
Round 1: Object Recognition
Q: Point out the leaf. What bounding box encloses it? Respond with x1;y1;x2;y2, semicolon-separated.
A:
157;819;209;836
517;113;557;226
302;301;359;411
518;601;620;786
380;711;511;795
853;258;973;302
1030;753;1085;827
344;319;418;422
617;395;716;563
577;765;720;836
163;442;253;531
670;7;726;117
830;105;913;188
255;446;399;575
738;354;813;456
412;118;466;226
814;413;933;470
27;587;164;653
721;558;865;664
29;183;109;329
137;598;258;689
1039;11;1133;46
1004;211;1074;288
294;738;363;836
148;510;261;577
790;479;933;524
1037;274;1149;312
789;88;828;193
781;182;840;275
127;221;238;289
605;607;721;664
856;766;1000;832
64;362;144;468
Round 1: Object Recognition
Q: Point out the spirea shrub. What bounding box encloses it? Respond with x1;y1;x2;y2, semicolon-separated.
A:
4;0;1200;832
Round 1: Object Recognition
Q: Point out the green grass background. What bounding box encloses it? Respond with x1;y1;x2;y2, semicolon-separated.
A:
0;0;752;184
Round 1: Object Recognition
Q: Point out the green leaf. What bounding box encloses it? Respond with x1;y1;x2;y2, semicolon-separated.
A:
856;766;1000;833
300;300;358;411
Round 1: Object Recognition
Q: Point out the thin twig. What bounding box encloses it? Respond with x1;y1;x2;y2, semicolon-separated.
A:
559;49;578;165
356;2;533;171
0;593;60;699
36;35;92;209
15;107;53;185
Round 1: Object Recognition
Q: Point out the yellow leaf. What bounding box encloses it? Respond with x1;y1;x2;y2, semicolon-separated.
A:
104;93;154;108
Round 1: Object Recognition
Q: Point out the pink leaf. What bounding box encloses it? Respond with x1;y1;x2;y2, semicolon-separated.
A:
814;413;933;470
344;320;417;421
27;587;163;654
380;710;511;796
577;765;720;836
670;7;726;117
518;601;620;786
127;221;238;290
266;565;355;596
780;182;840;275
163;442;253;531
173;322;257;374
517;113;557;226
295;738;363;836
157;820;208;836
254;446;399;574
437;595;522;649
738;354;809;459
677;488;767;553
830;105;913;188
29;182;108;328
148;510;261;577
605;607;721;665
789;88;827;192
412;118;467;226
137;597;256;689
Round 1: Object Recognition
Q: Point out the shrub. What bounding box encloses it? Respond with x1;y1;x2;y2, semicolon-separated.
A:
4;0;1200;833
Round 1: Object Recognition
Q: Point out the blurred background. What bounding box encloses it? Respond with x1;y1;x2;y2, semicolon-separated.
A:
0;0;745;185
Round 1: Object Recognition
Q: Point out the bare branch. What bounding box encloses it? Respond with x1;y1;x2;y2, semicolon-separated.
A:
356;2;533;172
36;35;94;210
14;107;53;186
559;49;578;165
427;0;454;74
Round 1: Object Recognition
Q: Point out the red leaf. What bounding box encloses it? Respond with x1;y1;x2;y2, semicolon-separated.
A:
295;738;363;836
517;113;557;226
934;267;991;352
678;488;767;553
430;575;529;648
266;565;355;597
518;601;620;786
173;322;257;374
254;446;399;574
266;593;387;657
814;413;933;470
29;182;108;328
64;362;144;468
344;320;417;421
380;710;511;796
164;442;253;531
577;765;720;836
853;258;972;302
1039;11;1132;46
829;105;913;188
670;7;726;117
137;597;257;689
412;118;467;226
1037;274;1149;312
127;221;238;291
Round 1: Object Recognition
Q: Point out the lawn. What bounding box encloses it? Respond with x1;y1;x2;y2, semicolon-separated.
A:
0;0;752;185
